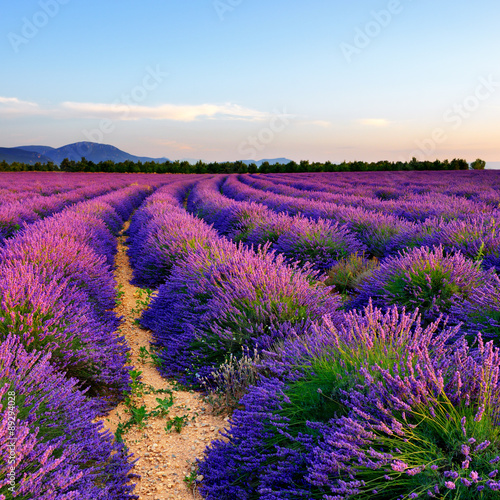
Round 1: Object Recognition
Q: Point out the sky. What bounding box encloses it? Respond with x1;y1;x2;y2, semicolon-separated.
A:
1;0;500;163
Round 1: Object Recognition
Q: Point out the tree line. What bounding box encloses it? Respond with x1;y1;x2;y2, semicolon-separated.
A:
0;157;486;174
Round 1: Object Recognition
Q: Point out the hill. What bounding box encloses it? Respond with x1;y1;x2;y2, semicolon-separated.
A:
242;158;293;167
0;147;53;165
1;142;169;165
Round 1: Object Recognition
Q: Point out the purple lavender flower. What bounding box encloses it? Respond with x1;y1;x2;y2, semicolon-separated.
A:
0;335;137;499
352;245;496;325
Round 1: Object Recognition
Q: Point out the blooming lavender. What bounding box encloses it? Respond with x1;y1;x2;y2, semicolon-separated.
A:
0;262;130;407
308;334;500;499
198;304;461;499
0;335;138;499
273;217;365;271
452;276;500;345
128;202;218;287
142;238;341;385
352;245;497;325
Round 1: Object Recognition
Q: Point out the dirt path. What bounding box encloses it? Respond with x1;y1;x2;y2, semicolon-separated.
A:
101;222;227;500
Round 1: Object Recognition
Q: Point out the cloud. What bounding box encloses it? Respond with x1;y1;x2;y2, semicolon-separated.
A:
358;118;390;127
0;96;271;122
60;101;269;122
0;96;41;116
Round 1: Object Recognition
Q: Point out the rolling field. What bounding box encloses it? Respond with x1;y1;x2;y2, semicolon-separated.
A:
1;171;500;499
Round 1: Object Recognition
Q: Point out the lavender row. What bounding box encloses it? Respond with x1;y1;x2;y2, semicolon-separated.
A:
252;171;500;209
0;336;138;499
221;175;414;258
0;180;129;245
0;183;153;405
127;176;208;287
238;174;494;221
223;175;500;268
186;176;367;272
199;304;500;499
217;175;500;336
126;181;342;385
0;184;153;499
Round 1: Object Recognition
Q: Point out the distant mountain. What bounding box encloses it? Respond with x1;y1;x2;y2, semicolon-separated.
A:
0;147;53;165
242;158;293;167
487;162;500;169
13;145;56;156
1;142;169;165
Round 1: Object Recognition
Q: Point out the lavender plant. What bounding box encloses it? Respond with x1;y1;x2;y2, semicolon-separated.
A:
0;336;137;499
198;304;460;499
325;252;379;297
142;239;341;384
309;335;500;499
273;218;365;271
352;245;496;325
452;277;500;344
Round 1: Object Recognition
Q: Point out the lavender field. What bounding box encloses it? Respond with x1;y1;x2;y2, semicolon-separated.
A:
2;170;500;499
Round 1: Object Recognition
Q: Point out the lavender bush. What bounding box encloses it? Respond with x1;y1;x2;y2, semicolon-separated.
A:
309;335;500;499
352;246;497;325
273;218;365;271
452;277;500;344
142;239;341;384
198;304;461;499
0;336;137;499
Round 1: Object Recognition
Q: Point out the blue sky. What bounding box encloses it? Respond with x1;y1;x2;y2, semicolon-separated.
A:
1;0;499;162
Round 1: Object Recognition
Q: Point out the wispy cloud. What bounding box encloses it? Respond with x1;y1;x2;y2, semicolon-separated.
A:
0;96;271;122
358;118;390;127
0;96;41;115
61;101;269;122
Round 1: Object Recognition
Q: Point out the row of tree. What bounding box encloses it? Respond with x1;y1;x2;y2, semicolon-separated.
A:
0;157;486;174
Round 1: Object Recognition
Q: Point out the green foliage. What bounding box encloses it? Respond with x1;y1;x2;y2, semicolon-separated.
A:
470;158;486;170
114;283;125;306
127;404;148;428
152;395;174;417
164;414;189;433
0;157;474;173
383;265;460;314
137;346;162;367
184;467;199;491
326;253;379;297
